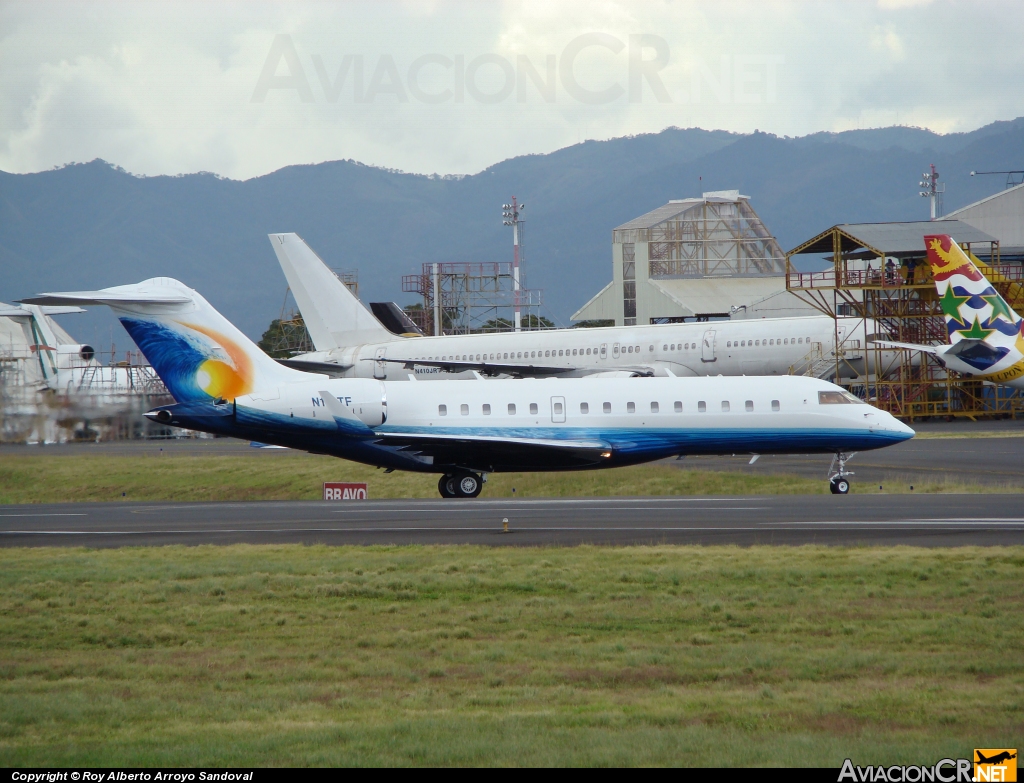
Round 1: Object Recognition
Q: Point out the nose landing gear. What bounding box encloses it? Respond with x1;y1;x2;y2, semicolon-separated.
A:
828;452;854;494
437;471;484;498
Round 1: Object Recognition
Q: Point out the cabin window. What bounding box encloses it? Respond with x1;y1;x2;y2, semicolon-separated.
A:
651;401;659;413
603;402;611;413
771;400;781;411
553;402;563;415
806;337;811;342
460;404;469;416
530;403;538;415
438;404;447;416
722;401;730;412
572;349;577;356
674;401;682;413
627;402;635;413
585;348;590;355
727;341;731;347
482;404;491;415
508;403;516;415
503;353;508;359
627;346;633;353
649;345;654;352
745;400;754;412
755;340;760;347
545;350;550;357
798;338;803;344
580;402;589;414
698;401;707;413
768;340;773;346
663;344;668;351
784;339;789;345
559;350;564;356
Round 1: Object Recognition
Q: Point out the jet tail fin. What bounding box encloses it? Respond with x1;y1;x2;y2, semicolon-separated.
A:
925;234;1022;347
23;278;313;403
268;233;395;350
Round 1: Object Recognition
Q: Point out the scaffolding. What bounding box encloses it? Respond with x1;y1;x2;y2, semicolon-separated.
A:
402;262;542;336
786;222;1024;419
261;270;359;357
0;345;175;442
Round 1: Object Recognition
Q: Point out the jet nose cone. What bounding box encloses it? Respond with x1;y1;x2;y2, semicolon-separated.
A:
880;413;915;440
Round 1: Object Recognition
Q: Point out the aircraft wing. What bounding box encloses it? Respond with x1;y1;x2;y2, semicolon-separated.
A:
869;339;942;355
277;359;353;377
369;356;570;377
372;430;614;471
370;356;655;376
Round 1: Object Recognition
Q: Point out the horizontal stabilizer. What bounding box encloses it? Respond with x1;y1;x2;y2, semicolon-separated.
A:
20;279;193;308
869;339;941;355
0;305;86;318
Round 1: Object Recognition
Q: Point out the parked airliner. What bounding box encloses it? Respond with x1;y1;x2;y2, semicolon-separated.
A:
23;278;913;496
269;233;900;382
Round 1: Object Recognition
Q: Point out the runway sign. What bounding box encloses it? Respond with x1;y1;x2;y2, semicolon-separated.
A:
323;482;368;500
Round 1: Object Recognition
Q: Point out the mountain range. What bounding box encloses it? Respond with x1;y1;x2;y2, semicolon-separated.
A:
2;117;1023;348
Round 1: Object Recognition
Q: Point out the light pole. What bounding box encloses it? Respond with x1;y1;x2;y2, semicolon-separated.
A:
502;198;525;331
918;163;944;220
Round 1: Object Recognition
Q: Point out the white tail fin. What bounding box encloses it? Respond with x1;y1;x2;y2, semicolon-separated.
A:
22;278;310;403
268;233;395;350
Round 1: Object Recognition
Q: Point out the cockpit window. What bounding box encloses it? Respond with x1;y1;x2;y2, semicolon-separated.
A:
818;390;866;405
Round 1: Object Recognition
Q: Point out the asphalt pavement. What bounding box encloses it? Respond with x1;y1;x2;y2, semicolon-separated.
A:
2;495;1023;548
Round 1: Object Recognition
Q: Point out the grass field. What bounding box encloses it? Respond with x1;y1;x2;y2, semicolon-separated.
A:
0;450;1010;504
0;544;1021;766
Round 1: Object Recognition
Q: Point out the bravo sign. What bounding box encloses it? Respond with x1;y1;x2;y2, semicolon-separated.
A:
323;482;368;500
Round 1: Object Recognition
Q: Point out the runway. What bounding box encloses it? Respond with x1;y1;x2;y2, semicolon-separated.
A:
2;495;1024;547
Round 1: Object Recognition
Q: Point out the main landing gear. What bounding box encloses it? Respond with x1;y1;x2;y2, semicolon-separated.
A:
438;471;484;499
828;452;854;495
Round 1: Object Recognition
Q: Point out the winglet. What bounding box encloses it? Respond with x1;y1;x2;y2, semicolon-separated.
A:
317;390;374;435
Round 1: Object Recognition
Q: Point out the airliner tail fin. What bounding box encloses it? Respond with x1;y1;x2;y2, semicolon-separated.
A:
22;278;310;403
269;233;395;350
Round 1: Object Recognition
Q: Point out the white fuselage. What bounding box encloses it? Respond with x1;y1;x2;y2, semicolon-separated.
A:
296;316;891;381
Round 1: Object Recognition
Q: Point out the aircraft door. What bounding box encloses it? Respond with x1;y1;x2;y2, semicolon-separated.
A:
551;396;566;423
373;347;387;379
701;330;717;363
612;343;620;358
600;343;607;360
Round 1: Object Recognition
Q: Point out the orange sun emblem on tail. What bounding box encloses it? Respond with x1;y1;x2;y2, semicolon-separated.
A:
179;322;254;400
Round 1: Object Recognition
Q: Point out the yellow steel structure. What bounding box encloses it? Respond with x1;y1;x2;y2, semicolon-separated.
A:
786;224;1023;420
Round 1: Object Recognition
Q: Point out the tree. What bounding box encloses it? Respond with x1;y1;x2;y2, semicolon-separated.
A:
258;315;313;358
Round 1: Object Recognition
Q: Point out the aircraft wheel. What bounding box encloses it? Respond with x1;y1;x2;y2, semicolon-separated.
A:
830;478;850;495
454;472;483;498
438;475;458;498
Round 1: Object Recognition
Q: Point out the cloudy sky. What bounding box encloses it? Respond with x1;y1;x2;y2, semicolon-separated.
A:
2;0;1022;180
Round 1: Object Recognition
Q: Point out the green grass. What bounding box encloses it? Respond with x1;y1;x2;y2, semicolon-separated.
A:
0;545;1021;766
0;451;1015;504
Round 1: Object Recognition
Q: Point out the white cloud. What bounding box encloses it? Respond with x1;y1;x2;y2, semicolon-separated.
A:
1;0;1022;179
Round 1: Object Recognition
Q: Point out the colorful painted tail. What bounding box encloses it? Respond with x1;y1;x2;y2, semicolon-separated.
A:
925;234;1024;374
21;278;306;403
